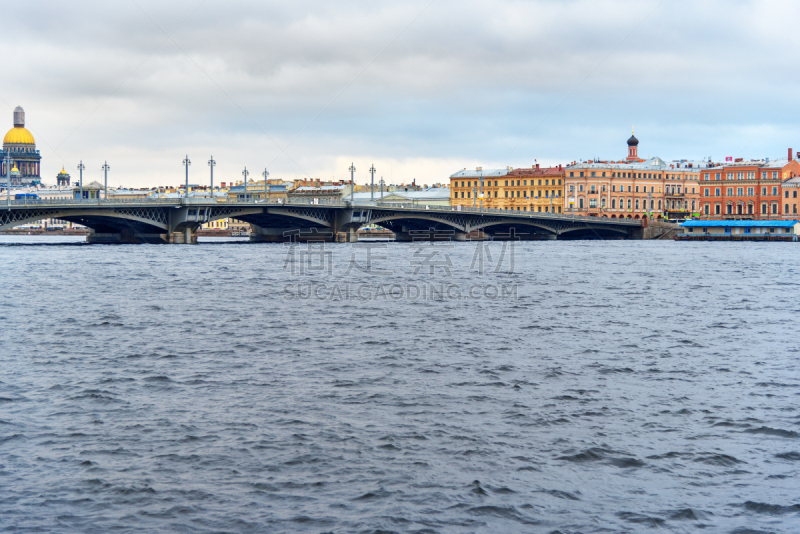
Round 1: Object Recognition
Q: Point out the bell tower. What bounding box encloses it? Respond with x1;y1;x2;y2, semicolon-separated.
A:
626;127;639;161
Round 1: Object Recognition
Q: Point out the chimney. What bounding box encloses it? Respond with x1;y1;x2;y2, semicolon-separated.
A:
789;148;793;161
535;163;540;170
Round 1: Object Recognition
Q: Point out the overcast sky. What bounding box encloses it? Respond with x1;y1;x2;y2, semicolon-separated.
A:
3;0;800;188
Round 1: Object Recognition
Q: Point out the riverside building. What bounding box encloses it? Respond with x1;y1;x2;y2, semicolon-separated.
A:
449;166;565;212
697;151;800;220
563;132;706;219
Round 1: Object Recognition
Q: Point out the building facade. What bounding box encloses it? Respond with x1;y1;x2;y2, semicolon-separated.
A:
782;176;800;218
697;153;800;220
1;106;41;186
563;134;705;219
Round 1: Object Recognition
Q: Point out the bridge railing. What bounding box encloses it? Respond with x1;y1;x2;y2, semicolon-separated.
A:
2;195;641;225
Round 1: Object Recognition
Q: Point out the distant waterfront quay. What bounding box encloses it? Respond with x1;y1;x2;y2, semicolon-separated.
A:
3;108;800;243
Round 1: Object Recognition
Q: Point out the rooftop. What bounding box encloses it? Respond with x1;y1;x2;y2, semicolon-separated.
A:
450;168;510;178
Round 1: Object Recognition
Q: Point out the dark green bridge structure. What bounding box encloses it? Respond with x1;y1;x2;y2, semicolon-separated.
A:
1;198;644;243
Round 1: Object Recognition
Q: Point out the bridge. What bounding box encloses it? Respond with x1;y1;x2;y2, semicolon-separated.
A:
0;197;644;243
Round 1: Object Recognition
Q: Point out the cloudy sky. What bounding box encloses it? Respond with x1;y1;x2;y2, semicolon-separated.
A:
2;0;800;188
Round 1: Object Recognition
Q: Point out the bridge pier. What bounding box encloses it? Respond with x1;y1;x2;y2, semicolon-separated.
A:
393;231;470;242
165;229;196;244
86;229;169;244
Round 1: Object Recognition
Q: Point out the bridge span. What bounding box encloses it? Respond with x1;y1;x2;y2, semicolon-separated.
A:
1;198;644;243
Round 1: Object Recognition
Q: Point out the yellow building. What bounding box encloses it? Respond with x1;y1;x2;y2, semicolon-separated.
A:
450;165;566;213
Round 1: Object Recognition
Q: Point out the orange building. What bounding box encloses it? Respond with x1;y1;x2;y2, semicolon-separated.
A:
782;176;800;218
697;151;800;219
563;133;705;220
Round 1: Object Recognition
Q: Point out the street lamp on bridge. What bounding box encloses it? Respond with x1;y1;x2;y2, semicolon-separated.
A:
4;154;11;207
242;167;250;200
208;156;216;195
349;163;356;203
262;168;269;201
77;161;85;201
379;177;385;204
183;155;191;199
102;162;110;201
369;164;376;200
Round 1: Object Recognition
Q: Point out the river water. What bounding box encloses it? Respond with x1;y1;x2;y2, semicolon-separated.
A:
1;235;799;533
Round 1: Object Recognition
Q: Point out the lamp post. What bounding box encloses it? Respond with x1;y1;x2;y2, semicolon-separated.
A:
241;167;249;201
77;161;85;201
569;194;575;220
349;162;356;203
379;177;385;204
479;170;484;211
472;186;477;208
102;161;110;201
208;156;216;197
183;155;191;199
369;164;376;201
4;154;10;207
262;168;269;201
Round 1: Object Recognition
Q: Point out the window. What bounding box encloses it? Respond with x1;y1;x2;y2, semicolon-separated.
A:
517;180;521;186
747;172;755;179
591;171;596;177
589;198;597;208
505;191;508;198
737;172;744;179
716;173;721;180
782;204;787;214
494;181;498;186
579;185;584;192
795;205;798;214
627;199;632;210
569;185;575;192
795;191;798;198
773;172;778;179
494;191;498;197
716;188;721;196
544;180;548;185
635;199;640;210
579;198;584;208
737;187;744;196
467;181;471;187
590;185;596;193
658;200;662;210
635;186;639;193
727;173;733;180
612;185;616;192
715;204;721;215
761;204;767;214
627;186;632;192
505;180;508;186
523;180;527;186
747;187;754;196
611;199;616;209
580;172;584;178
570;172;574;177
727;188;733;196
602;172;606;177
467;192;470;198
558;180;562;185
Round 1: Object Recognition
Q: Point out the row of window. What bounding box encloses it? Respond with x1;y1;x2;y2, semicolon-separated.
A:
785;190;799;198
703;172;780;180
702;203;782;215
569;171;697;179
454;179;562;188
457;191;560;199
704;186;779;197
569;184;697;194
573;197;694;211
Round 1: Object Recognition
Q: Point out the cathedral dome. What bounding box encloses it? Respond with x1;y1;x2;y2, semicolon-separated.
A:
4;126;36;145
627;134;639;147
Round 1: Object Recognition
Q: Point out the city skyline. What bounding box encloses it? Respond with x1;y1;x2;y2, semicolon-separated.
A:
3;0;800;188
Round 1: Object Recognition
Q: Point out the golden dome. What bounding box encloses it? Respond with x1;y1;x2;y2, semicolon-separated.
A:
3;126;35;145
58;166;68;175
11;164;19;173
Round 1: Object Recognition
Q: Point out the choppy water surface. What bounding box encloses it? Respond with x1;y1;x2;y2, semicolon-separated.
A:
1;235;799;533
